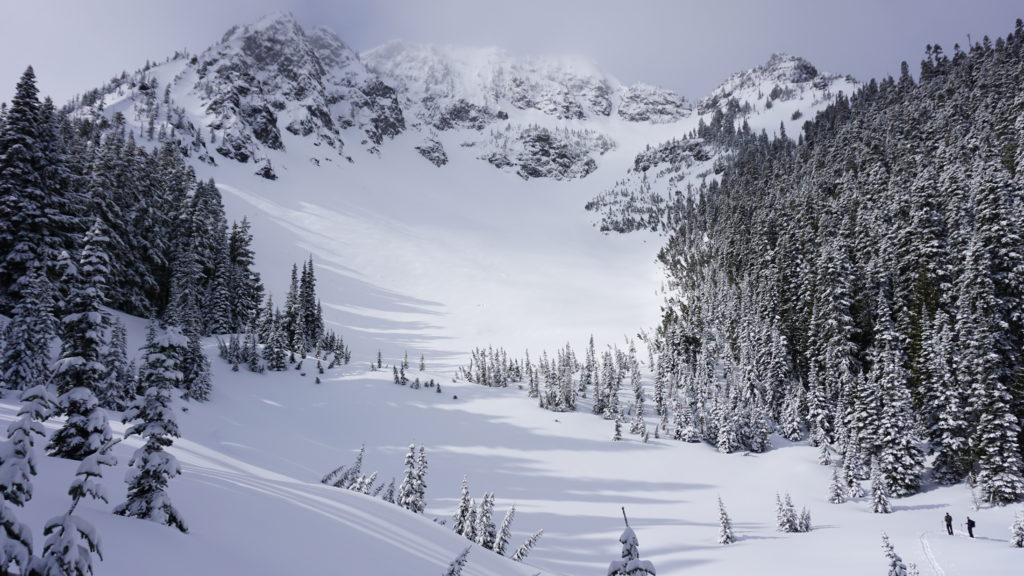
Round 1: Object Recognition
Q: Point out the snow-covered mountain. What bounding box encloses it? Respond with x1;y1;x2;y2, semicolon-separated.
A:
77;12;698;181
191;12;405;172
584;52;860;233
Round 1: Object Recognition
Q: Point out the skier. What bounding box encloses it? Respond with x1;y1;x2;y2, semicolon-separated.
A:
966;516;976;538
944;512;953;535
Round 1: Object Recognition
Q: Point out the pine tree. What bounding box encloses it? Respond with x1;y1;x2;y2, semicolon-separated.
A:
959;235;1024;504
442;547;471;576
114;323;188;533
828;468;847;504
99;317;132;410
398;444;427;513
871;460;892;514
1011;511;1024;548
48;220;113;461
607;525;654;575
492;504;515;555
38;447;116;576
510;529;543;563
0;265;55;392
227;217;263;331
797;507;812;532
451;475;472;537
871;290;924;497
881;533;909;576
180;333;211;401
775;493;799;532
263;322;288;371
717;496;734;544
0;386;56;574
474;492;496;549
0;67;76;308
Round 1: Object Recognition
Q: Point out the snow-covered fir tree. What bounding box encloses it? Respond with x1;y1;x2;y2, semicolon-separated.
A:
828;468;847;504
474;492;496;549
510;529;543;562
114;322;188;532
397;444;427;513
607;525;655;576
0;265;55;393
442;547;471;576
871;460;892;514
48;219;113;461
38;447;116;576
492;504;515;555
881;533;910;576
717;496;734;544
776;492;798;532
451;475;472;537
1011;511;1024;548
0;386;56;573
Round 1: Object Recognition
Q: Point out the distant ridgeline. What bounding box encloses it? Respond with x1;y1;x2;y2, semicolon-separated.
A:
642;21;1024;504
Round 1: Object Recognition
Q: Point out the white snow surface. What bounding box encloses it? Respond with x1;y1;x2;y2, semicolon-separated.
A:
3;332;1020;575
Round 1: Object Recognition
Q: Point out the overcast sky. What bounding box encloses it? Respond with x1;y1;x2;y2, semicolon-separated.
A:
1;0;1021;106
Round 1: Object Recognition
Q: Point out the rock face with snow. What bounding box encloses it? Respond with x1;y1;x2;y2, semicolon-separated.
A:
585;53;859;233
618;83;690;123
192;12;405;170
68;15;847;187
699;52;857;117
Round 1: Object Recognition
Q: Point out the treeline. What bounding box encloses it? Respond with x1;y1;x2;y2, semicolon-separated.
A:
648;21;1024;504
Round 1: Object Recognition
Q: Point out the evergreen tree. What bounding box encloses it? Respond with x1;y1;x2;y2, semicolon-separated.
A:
451;476;472;537
0;386;56;574
828;468;847;504
717;496;735;544
510;529;543;562
959;235;1024;504
98;317;132;410
492;504;515;555
38;448;116;576
871;290;924;498
871;460;892;514
0;265;55;392
442;547;471;576
775;493;799;532
474;492;496;549
114;323;188;532
48;220;113;461
227;217;263;331
881;533;910;576
0;67;76;309
607;525;654;576
397;444;427;513
1011;511;1024;548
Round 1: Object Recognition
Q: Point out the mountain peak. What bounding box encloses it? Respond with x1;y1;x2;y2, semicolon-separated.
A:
699;53;858;116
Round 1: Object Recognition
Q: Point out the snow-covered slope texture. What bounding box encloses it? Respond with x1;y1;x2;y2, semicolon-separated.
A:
585;53;860;233
3;322;1020;576
72;12;693;182
362;41;691;179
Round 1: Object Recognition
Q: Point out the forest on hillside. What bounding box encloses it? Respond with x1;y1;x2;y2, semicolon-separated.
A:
640;21;1024;505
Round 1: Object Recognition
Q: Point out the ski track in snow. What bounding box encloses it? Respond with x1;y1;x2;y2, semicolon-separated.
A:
919;531;947;576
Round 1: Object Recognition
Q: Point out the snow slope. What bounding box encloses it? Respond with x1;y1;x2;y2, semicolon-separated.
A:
3;333;1020;576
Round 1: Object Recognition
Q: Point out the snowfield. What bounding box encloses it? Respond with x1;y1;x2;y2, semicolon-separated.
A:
2;338;1020;575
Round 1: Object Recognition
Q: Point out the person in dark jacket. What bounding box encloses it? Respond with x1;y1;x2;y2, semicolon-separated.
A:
966;516;976;538
944;512;953;535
